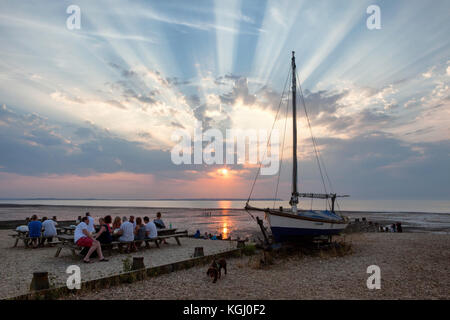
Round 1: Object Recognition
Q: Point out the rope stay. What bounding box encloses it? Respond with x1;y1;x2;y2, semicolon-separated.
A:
246;66;292;205
246;62;342;214
296;71;335;211
273;73;290;209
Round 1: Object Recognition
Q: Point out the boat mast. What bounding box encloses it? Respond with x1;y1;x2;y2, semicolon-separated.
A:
290;51;299;213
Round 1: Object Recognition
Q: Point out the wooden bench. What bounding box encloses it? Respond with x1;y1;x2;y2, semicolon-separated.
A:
10;233;61;248
145;230;189;248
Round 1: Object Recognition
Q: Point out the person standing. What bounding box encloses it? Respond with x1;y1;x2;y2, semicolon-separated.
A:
86;212;95;233
391;223;396;232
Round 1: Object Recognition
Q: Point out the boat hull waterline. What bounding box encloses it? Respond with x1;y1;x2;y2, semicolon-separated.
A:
268;211;348;242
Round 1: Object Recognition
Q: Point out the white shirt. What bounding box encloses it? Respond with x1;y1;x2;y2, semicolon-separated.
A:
145;221;158;239
42;219;57;237
74;222;89;243
16;225;29;232
87;216;95;233
119;221;134;242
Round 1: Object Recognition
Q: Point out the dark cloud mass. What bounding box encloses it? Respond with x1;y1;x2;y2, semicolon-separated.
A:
0;105;179;176
1;66;449;199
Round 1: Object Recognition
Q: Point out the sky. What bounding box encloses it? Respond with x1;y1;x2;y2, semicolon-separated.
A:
0;0;449;200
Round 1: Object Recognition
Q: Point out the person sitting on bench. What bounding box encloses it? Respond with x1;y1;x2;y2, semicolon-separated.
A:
143;216;158;240
116;216;134;252
134;217;146;249
28;215;42;248
130;215;136;228
41;216;57;245
74;216;108;263
112;216;122;238
96;216;113;245
154;212;168;244
153;212;166;229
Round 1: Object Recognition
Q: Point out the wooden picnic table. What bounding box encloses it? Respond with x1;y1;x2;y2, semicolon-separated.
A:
54;230;189;257
61;226;76;234
10;230;61;248
157;228;177;236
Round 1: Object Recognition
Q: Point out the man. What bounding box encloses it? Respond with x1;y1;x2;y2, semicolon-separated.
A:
143;216;158;239
153;212;168;244
41;216;57;245
74;216;108;263
27;215;42;248
129;215;136;228
153;212;166;229
85;212;95;233
116;216;134;252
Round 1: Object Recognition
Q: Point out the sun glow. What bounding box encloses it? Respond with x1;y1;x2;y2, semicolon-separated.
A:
222;222;228;240
218;168;229;176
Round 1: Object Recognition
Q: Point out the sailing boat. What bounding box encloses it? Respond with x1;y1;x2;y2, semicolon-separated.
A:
245;52;349;242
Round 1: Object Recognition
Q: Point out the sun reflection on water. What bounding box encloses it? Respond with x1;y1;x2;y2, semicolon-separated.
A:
222;222;228;239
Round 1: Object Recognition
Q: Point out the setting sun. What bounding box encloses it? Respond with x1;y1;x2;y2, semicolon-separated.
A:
218;168;229;176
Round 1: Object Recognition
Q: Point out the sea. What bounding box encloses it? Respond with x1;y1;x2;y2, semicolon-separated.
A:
0;199;449;239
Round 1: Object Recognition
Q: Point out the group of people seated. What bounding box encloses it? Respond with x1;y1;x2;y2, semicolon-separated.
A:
380;222;403;233
24;215;58;248
193;230;223;240
74;212;167;263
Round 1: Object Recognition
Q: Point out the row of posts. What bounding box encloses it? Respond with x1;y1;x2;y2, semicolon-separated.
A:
30;241;247;292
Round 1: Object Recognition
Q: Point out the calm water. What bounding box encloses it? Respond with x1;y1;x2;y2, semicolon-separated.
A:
0;199;448;238
0;199;449;213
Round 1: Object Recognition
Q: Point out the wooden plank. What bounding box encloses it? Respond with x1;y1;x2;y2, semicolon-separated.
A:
54;246;62;257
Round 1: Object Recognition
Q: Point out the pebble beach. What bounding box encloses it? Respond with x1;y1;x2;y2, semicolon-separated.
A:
0;229;236;300
65;232;450;300
0;204;449;300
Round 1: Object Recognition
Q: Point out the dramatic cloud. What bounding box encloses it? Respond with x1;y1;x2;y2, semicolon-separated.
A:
0;0;449;199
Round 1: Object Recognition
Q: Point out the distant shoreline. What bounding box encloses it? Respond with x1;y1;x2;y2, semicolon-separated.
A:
0;198;281;201
0;204;448;233
0;203;448;215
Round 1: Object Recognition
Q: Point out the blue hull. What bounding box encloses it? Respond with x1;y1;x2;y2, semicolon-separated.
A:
271;226;342;242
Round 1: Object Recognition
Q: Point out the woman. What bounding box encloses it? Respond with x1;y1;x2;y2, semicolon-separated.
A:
112;216;121;232
96;215;113;244
134;217;146;249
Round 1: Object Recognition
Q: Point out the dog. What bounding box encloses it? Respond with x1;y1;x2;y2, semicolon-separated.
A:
206;258;227;283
